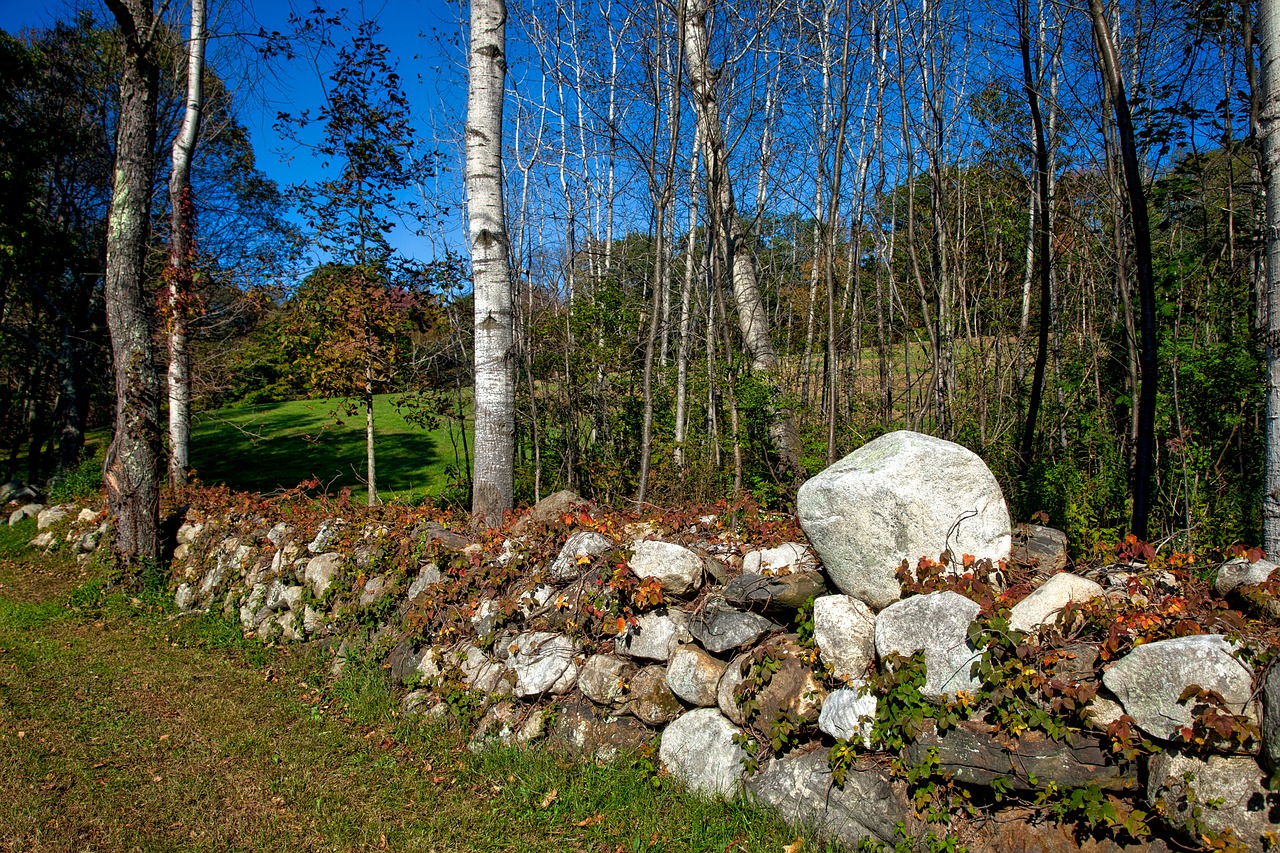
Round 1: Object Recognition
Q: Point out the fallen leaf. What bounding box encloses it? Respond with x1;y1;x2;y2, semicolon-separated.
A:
540;788;558;809
576;814;604;827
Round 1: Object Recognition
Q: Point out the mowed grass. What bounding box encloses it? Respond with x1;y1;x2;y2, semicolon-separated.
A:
0;521;829;853
188;394;471;502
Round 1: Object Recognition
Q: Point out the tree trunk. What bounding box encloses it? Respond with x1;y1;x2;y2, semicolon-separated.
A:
1089;0;1158;540
682;0;803;482
167;0;207;490
1258;0;1280;553
467;0;515;527
103;0;161;564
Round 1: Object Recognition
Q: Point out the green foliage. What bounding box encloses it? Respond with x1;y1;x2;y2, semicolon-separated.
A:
47;447;105;504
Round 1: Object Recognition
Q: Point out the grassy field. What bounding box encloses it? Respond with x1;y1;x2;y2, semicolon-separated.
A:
189;395;470;502
0;520;828;852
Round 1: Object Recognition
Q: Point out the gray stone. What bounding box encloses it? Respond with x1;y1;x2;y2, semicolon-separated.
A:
615;608;691;661
175;522;203;546
813;594;877;682
405;562;443;600
197;561;228;601
266;522;293;548
0;481;38;503
1007;572;1104;633
722;570;828;611
454;644;510;694
359;574;390;607
818;685;877;747
625;665;683;725
264;578;290;612
549;531;614;581
75;508;98;524
797;430;1012;610
8;503;41;526
1216;557;1280;598
1102;634;1254;741
550;697;654;761
717;651;752;725
577;654;637;707
470;702;547;751
874;590;982;700
1011;523;1069;574
307;519;343;554
517;582;555;618
28;530;55;549
509;489;596;536
174;583;195;611
277;610;302;642
1148;752;1277;852
402;689;445;719
36;505;69;530
666;644;726;707
659;709;748;797
305;552;343;598
742;637;828;735
507;632;578;697
689;602;777;654
628;540;704;596
239;584;266;630
742;542;816;575
74;532;98;553
746;751;908;848
303;605;327;635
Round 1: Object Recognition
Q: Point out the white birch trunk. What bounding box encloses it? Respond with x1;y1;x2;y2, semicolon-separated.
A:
467;0;515;527
1259;0;1280;553
166;0;207;489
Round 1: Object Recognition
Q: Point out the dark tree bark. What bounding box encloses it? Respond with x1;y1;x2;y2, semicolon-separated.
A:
103;0;162;563
1088;0;1158;540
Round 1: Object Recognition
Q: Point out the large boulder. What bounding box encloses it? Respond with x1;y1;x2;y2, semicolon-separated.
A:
628;540;704;596
305;552;344;598
658;709;748;797
578;654;637;707
874;590;982;700
813;594;877;682
797;431;1012;609
1216;557;1279;598
509;489;597;536
1102;634;1254;741
746;751;910;849
1007;572;1104;634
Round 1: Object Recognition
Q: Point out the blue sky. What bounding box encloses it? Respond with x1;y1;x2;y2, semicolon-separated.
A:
1;0;471;272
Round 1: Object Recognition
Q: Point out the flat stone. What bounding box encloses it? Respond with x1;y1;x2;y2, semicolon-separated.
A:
625;665;683;725
722;570;828;611
746;751;909;848
305;552;344;599
577;654;637;707
1008;572;1104;633
689;603;777;654
813;594;877;682
615;608;691;661
659;709;747;797
507;632;577;697
818;685;877;747
628;540;704;596
874;590;982;700
666;644;726;707
742;542;816;575
36;506;68;529
798;430;1012;610
1102;634;1254;741
1216;557;1280;597
549;531;614;581
1011;523;1069;574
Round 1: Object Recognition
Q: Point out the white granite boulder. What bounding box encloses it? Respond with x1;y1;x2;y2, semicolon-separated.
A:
578;654;637;706
507;632;578;697
874;590;982;700
1216;557;1279;597
1102;634;1254;741
666;644;726;707
659;709;748;797
797;431;1012;610
1007;573;1104;633
549;531;613;581
36;505;69;530
743;542;816;575
305;552;344;598
616;608;692;661
819;684;877;748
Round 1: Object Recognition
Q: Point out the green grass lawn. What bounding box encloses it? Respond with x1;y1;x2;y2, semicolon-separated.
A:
188;394;471;502
0;521;827;852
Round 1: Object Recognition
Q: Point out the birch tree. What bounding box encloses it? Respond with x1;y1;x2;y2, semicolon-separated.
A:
103;0;161;562
467;0;515;526
1258;0;1280;553
167;0;208;489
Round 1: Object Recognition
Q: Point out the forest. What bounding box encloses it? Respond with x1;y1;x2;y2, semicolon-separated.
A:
0;0;1275;562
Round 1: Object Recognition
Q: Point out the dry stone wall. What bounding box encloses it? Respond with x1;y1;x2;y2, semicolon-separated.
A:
14;431;1280;852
